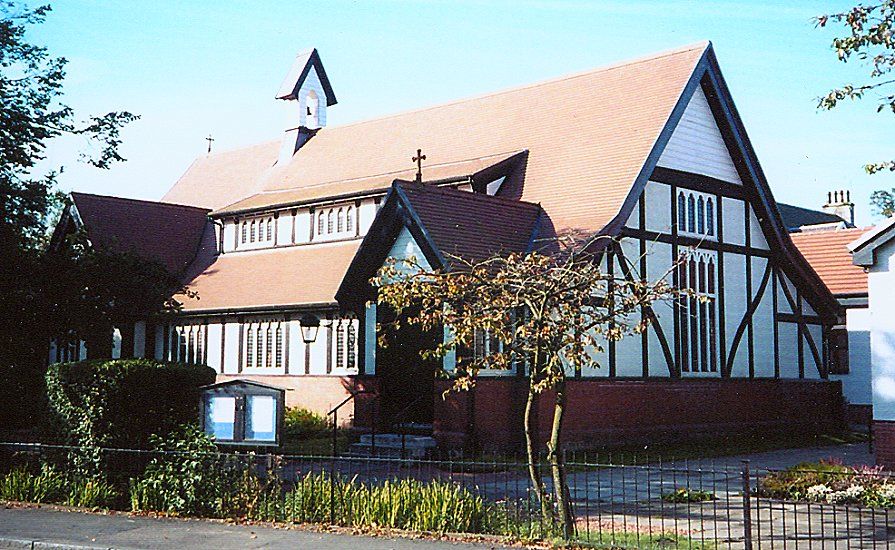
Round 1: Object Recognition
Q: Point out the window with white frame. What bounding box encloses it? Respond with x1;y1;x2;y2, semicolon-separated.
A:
315;205;356;239
170;324;206;365
677;190;715;239
243;319;286;370
331;318;358;371
677;251;718;374
240;216;275;246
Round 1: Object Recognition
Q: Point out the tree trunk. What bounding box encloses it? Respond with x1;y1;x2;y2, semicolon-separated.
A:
524;380;553;527
547;378;574;540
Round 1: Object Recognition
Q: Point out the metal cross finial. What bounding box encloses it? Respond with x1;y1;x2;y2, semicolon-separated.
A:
412;148;426;183
206;134;215;154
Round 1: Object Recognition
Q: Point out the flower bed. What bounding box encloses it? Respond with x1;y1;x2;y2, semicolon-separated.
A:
758;460;895;507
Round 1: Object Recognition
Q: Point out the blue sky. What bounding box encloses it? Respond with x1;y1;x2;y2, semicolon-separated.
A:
33;0;895;226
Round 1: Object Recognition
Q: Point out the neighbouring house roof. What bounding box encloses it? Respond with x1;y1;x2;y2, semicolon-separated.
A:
790;227;870;297
179;241;360;312
850;215;895;267
336;181;543;306
163;42;708;231
778;203;847;232
68;192;211;277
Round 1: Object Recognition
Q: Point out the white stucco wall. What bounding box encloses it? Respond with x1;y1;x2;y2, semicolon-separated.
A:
831;307;872;406
868;240;895;420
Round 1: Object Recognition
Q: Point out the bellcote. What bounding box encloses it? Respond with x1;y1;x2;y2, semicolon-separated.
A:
276;48;337;165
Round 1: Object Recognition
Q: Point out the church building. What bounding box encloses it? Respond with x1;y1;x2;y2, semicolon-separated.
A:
50;43;849;450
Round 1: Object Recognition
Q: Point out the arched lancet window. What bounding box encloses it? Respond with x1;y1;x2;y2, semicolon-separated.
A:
241;222;247;243
677;192;686;232
688;258;698;373
250;220;256;242
707;258;717;372
346;206;354;233
275;324;283;368
187;327;195;364
687;195;696;233
256;325;263;368
706;198;715;236
697;257;708;371
306;90;319;127
246;325;254;368
266;218;273;241
265;324;273;368
678;262;689;372
327;210;334;233
335;321;345;369
347;322;356;369
178;329;187;363
317;211;325;235
697;196;705;234
337;208;345;233
196;326;204;365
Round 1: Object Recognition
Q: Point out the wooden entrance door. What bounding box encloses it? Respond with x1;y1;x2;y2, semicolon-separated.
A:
376;305;437;428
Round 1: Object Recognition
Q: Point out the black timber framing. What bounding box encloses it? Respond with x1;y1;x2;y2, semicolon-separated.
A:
620;227;771;258
607;247;616;377
772;268;780;378
639;195;649;377
716;192;727;377
745;199;754;377
651;167;744;200
670;182;681;377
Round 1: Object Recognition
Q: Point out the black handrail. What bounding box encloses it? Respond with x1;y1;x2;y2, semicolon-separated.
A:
326;389;376;456
389;394;426;459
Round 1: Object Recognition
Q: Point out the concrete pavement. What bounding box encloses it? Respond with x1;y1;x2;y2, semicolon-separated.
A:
0;506;516;550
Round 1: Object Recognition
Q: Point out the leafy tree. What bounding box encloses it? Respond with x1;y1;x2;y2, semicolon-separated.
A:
374;235;681;539
871;188;895;216
0;2;137;430
816;2;895;216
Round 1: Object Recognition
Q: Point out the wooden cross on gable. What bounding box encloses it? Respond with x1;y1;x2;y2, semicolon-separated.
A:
412;148;426;183
206;134;215;154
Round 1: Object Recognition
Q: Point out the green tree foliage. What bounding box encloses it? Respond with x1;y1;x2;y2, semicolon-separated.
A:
816;2;895;216
374;234;682;539
0;2;160;432
44;358;216;474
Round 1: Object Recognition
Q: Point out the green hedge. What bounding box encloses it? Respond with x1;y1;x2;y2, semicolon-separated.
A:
45;359;216;453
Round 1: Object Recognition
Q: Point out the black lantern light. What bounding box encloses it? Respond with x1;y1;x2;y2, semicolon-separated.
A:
299;313;321;344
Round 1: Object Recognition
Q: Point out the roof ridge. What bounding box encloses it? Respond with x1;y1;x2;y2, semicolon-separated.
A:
398;181;542;211
72;191;211;213
321;41;710;134
250;150;526;198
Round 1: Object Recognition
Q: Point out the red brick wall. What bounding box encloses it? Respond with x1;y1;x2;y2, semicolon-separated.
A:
430;378;845;452
874;421;895;470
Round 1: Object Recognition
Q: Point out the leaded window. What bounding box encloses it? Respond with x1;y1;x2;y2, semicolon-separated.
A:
678;251;718;374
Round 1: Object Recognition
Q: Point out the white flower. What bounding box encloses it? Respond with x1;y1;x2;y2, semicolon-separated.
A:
807;484;832;502
879;484;895;499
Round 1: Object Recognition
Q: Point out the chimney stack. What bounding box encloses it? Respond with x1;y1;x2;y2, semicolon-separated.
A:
822;189;855;226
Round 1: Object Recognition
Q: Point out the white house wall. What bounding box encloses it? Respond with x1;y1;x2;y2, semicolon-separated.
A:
831;307;872;405
751;256;775;378
657;85;743;185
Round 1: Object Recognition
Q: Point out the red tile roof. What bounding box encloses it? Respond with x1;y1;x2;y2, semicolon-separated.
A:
163;42;707;235
398;182;542;263
790;228;870;296
71;192;210;276
180;241;359;311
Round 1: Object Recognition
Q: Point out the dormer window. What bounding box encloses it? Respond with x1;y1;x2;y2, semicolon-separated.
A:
346;206;354;233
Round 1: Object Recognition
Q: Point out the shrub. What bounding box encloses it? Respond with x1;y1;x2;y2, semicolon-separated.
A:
283;407;329;440
44;358;216;473
129;425;276;518
66;477;118;508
